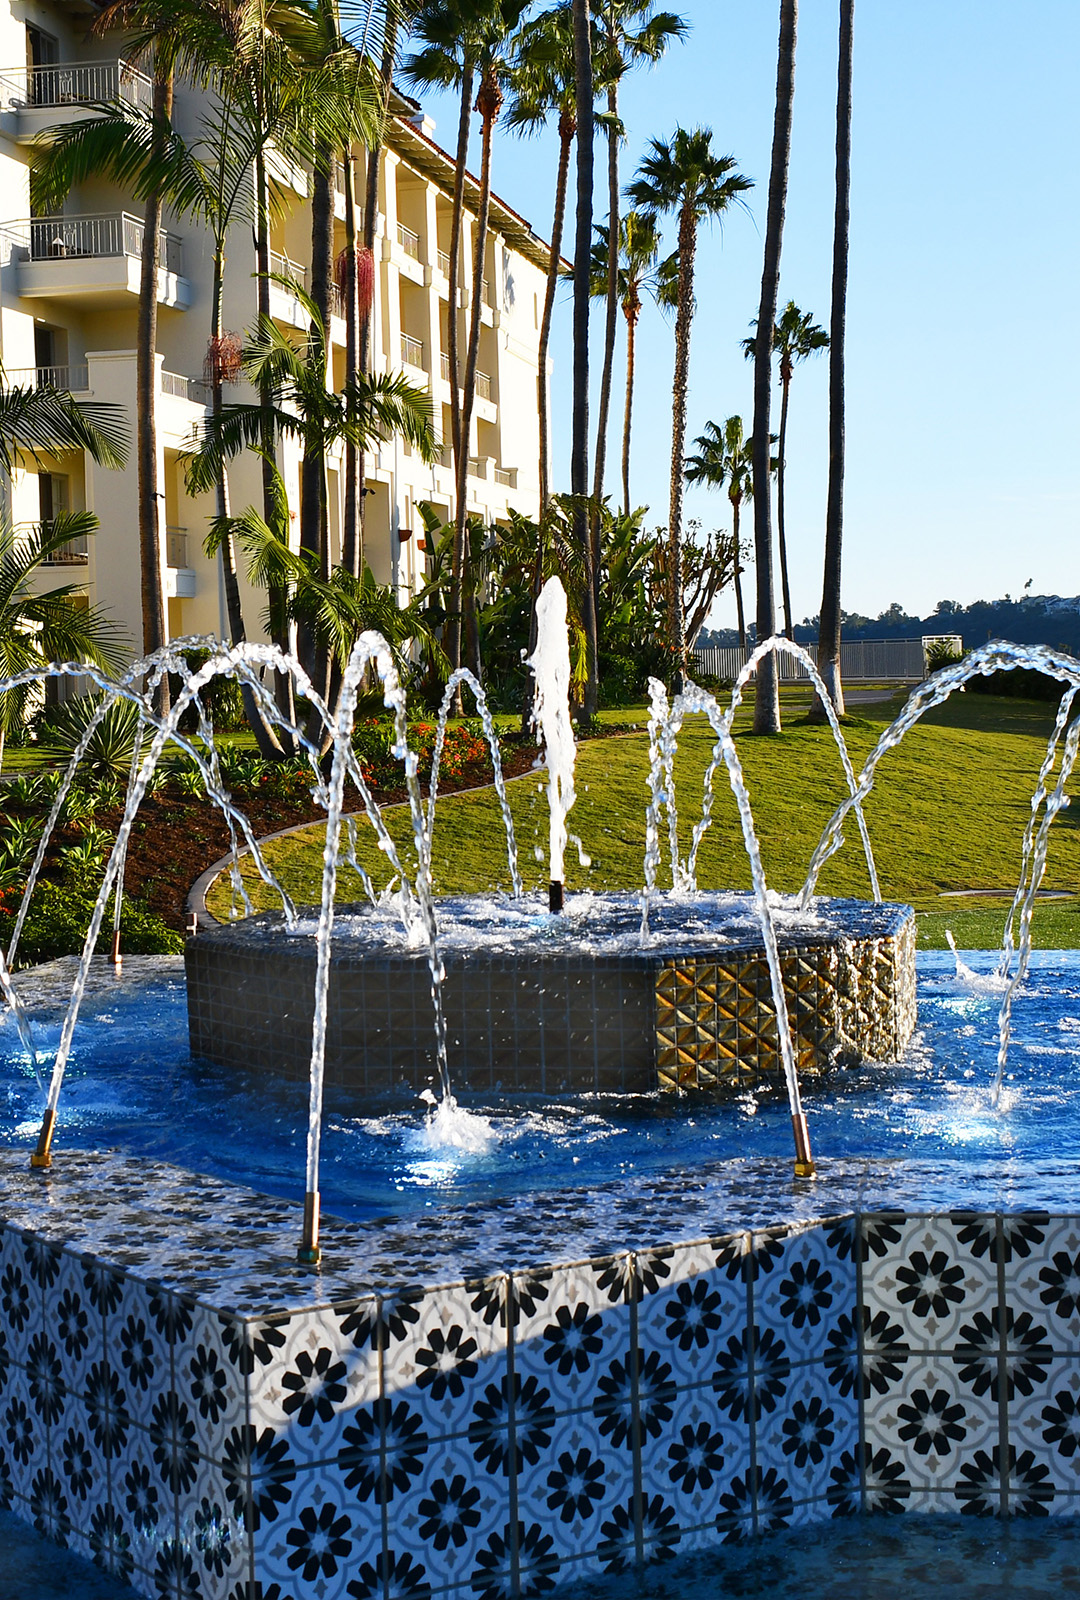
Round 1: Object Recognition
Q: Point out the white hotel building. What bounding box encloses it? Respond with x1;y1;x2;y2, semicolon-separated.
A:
0;0;551;654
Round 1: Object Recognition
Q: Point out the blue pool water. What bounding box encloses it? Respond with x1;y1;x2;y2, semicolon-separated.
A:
3;950;1080;1221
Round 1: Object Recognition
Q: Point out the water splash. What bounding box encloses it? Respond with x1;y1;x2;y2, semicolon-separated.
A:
527;577;577;891
426;668;521;896
417;1087;497;1154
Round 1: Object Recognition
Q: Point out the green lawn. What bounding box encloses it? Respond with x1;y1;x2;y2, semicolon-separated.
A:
206;691;1080;950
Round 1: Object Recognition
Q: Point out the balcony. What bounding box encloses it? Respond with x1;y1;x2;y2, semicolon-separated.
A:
166;527;195;597
437;249;451;277
1;59;152;141
15;522;88;565
494;466;516;488
437;352;493;403
396;222;421;262
7;213;190;308
4;364;90;392
161;370;208;404
400;332;424;369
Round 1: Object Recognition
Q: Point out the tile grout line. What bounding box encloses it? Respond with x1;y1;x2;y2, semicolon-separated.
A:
996;1214;1009;1519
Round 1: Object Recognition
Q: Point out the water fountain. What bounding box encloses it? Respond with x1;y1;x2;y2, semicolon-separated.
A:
3;620;1080;1598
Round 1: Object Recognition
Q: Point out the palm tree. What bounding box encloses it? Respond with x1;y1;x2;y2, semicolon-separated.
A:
405;0;529;687
628;127;752;685
571;0;598;717
811;0;853;722
742;299;827;638
686;414;768;653
183;290;437;719
0;381;127;479
0;517;127;773
590;0;687;507
750;0;797;735
506;3;577;511
589;211;673;513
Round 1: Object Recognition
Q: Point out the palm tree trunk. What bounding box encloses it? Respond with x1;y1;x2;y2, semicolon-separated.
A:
572;0;598;721
342;150;361;578
137;68;170;718
538;111;574;509
358;17;397;561
621;299;638;515
732;501;747;652
299;158;333;716
592;81;620;504
445;59;475;684
255;142;294;740
454;75;500;693
667;202;697;689
811;0;852;722
751;0;797;737
777;369;793;637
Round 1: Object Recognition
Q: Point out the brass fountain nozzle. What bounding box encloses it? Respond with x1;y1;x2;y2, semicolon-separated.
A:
792;1112;816;1179
297;1190;322;1264
30;1107;56;1170
548;880;564;914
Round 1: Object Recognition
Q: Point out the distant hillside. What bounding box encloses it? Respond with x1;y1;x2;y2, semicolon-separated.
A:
696;594;1080;656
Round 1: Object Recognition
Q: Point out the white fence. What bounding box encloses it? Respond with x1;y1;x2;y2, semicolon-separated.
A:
693;637;929;684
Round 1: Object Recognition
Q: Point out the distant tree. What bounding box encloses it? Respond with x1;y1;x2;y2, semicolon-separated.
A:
685;415;775;653
742;299;827;638
628;128;751;684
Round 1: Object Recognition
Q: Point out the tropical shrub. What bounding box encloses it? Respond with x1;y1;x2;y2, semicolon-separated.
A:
0;881;182;966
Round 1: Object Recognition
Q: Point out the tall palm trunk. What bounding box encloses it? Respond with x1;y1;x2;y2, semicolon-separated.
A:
342;151;361;577
732;497;747;651
538;110;574;508
445;58;475;684
812;0;853;722
776;363;793;637
299;159;334;715
752;0;797;736
358;18;397;557
137;67;171;717
667;200;697;686
522;107;575;734
592;79;619;504
621;289;639;515
572;0;598;720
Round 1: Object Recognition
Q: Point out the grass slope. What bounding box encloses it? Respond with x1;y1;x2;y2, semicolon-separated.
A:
206;693;1080;949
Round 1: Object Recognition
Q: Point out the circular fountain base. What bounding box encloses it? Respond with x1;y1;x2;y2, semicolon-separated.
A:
185;893;916;1096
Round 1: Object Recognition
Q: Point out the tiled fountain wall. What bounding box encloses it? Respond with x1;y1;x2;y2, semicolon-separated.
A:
0;1155;1079;1598
185;903;916;1095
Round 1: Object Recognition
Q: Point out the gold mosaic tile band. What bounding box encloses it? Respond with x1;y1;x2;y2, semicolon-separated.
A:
655;913;917;1093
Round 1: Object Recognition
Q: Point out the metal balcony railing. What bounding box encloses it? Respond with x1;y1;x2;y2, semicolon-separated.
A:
15;522;88;564
161;371;208;403
268;250;306;292
166;528;188;568
11;213;183;274
4;364;89;392
396;222;420;261
437;249;451;277
475;370;492;401
0;58;152;110
400;332;424;368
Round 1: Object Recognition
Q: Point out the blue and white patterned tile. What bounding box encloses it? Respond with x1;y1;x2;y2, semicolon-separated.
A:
176;1452;250;1600
1006;1217;1080;1353
1;1362;49;1500
863;1353;999;1492
26;1457;78;1555
753;1223;857;1367
173;1304;247;1463
754;1363;858;1507
1007;1354;1080;1501
251;1459;381;1600
74;1496;144;1595
51;1392;111;1544
112;1422;177;1581
249;1303;380;1468
517;1406;635;1565
355;1545;437;1599
476;1518;560;1600
108;1274;177;1434
634;1238;748;1390
43;1247;103;1403
382;1434;503;1594
381;1281;508;1444
862;1214;999;1351
640;1383;751;1535
511;1257;633;1415
146;1383;202;1510
23;1321;72;1448
0;1234;40;1355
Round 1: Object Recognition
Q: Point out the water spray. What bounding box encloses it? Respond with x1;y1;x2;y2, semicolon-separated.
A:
527;578;577;914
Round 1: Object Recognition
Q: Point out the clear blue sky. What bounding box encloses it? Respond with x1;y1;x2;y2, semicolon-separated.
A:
405;1;1079;632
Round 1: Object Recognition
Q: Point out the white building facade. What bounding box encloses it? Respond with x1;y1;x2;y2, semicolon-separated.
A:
0;0;551;655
